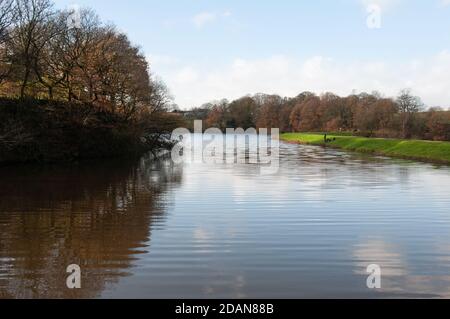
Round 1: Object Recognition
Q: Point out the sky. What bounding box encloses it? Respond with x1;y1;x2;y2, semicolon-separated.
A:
54;0;450;109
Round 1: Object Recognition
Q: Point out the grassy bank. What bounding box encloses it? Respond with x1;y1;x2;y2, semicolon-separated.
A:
281;133;450;165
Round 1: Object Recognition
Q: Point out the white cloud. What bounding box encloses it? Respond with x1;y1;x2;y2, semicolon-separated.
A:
192;12;217;28
192;11;232;28
147;54;179;67
359;0;450;10
359;0;403;11
158;51;450;109
174;66;199;84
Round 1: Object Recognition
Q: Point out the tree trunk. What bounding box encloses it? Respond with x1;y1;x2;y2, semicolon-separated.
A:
20;67;30;99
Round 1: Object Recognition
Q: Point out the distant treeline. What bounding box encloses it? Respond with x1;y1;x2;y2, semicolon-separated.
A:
185;91;450;141
0;0;183;163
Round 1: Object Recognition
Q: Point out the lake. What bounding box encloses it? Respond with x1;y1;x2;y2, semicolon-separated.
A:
1;140;450;299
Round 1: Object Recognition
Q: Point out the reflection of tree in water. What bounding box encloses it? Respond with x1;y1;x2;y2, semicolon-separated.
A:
0;155;182;299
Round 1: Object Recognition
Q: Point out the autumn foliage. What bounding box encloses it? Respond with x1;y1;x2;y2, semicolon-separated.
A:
0;0;184;163
194;91;449;141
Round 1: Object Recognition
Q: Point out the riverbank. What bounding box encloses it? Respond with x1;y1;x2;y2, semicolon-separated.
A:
0;98;181;165
281;133;450;165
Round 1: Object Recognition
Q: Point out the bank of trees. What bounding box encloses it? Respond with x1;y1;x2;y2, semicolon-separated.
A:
193;90;449;141
0;0;183;163
0;0;172;116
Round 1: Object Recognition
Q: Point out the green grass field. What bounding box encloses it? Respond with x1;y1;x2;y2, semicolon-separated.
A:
281;133;450;165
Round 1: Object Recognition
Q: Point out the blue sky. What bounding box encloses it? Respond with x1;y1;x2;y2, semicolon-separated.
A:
54;0;450;108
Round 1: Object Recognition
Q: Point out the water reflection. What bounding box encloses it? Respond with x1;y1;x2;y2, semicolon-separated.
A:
353;239;450;298
1;141;450;299
0;156;182;298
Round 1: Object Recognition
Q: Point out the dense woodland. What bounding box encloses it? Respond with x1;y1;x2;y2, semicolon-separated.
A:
185;90;450;141
0;0;183;163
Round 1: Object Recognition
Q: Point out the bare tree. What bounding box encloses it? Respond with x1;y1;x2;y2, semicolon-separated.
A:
0;0;15;43
32;11;68;99
0;0;16;84
396;89;423;138
9;0;55;98
148;77;173;114
61;8;101;101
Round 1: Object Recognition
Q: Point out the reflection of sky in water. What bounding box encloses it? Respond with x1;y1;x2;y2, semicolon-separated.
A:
102;141;450;298
1;140;450;298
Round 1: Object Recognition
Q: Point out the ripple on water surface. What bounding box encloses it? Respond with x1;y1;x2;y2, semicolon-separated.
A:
1;143;450;298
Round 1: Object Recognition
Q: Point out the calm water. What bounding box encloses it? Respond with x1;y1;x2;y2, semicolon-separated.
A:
1;141;450;299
